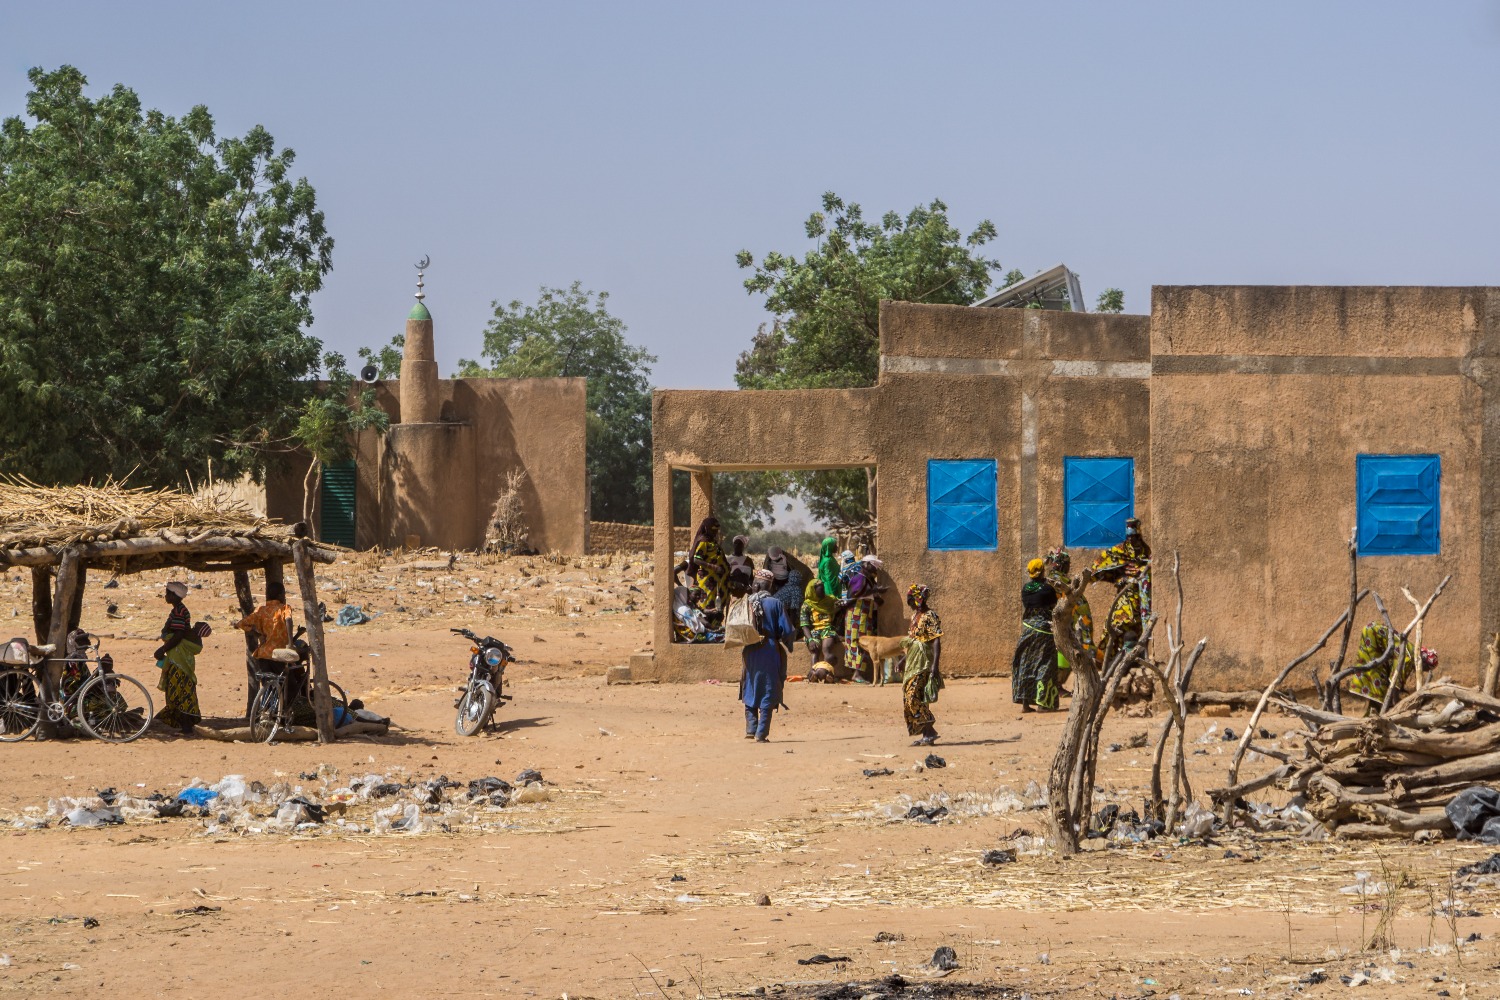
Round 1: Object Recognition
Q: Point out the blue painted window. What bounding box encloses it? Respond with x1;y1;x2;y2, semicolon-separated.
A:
1357;454;1440;556
1063;457;1135;548
927;459;997;551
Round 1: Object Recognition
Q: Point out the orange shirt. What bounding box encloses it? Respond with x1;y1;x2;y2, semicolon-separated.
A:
237;600;291;659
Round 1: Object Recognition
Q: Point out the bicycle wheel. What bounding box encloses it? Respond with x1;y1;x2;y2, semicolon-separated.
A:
0;669;41;742
454;678;495;737
76;673;154;743
248;682;282;743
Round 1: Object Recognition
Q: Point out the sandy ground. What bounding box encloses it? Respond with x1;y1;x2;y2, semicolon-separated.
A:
2;554;1499;998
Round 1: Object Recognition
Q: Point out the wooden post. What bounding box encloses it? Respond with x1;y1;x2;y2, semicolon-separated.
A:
291;540;335;742
265;559;285;598
30;567;52;644
38;548;81;740
233;569;259;721
67;565;86;632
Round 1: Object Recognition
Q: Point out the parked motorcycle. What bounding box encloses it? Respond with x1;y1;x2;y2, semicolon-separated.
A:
451;626;513;736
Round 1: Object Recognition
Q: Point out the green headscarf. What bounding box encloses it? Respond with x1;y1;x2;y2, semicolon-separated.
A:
816;537;839;598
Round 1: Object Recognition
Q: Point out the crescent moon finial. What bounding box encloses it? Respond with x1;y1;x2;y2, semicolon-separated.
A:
416;255;430;271
414;255;429;302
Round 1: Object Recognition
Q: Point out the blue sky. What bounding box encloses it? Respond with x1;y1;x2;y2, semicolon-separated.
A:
4;1;1498;389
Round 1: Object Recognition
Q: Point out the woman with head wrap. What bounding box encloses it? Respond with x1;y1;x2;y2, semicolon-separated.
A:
902;584;944;745
842;554;886;683
1348;622;1433;713
688;517;731;614
1090;518;1152;657
800;578;841;675
155;581;208;734
726;534;754;578
815;538;839;602
1011;558;1061;712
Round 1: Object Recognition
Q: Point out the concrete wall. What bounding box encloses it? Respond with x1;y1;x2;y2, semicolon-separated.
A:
1150;286;1498;689
264;376;587;553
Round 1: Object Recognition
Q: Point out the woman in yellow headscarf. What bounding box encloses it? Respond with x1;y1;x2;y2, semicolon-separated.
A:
1011;558;1060;712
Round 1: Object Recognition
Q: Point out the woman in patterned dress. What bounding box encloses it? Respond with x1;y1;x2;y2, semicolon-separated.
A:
902;584;944;746
154;581;206;735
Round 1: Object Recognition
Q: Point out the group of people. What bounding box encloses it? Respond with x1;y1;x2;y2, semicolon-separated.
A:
673;518;888;684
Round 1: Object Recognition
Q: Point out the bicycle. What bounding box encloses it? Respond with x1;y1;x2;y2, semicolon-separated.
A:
0;634;154;743
246;626;348;743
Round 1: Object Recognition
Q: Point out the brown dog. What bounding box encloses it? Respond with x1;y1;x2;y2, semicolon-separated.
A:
858;634;906;685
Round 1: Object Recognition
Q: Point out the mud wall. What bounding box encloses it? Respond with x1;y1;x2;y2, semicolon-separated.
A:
1151;286;1498;689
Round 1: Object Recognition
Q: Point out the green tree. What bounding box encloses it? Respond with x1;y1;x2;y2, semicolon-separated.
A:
357;334;404;379
733;192;1000;527
293;352;390;527
1095;287;1126;313
458;283;656;524
0;66;334;485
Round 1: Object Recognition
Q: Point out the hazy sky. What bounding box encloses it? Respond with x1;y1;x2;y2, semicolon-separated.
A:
4;2;1499;389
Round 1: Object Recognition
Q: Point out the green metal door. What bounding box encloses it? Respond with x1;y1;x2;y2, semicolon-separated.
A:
319;460;357;547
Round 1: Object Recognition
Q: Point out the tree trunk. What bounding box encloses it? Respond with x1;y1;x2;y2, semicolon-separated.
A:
302;458;321;538
38;548;81;740
233;570;259;721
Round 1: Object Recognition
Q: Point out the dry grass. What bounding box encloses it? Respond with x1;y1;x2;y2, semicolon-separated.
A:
0;475;279;548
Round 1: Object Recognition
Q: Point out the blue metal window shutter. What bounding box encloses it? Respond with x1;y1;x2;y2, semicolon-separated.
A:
1063;457;1134;548
928;459;997;551
1357;454;1440;556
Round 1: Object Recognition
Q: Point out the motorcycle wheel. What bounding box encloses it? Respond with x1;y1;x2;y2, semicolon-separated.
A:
454;678;495;737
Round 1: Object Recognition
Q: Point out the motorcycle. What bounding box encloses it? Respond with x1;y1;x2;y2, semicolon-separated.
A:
451;626;513;736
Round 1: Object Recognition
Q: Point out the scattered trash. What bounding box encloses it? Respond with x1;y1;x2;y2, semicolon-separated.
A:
874;931;903;942
82;917;99;929
923;753;947;769
1456;853;1500;878
63;805;123;828
1447;787;1500;844
1298;969;1327;985
670;874;686;882
1222;727;1236;741
927;946;959;971
862;768;894;778
1339;872;1387;897
173;905;220;916
335;605;371;626
980;848;1017;867
1175;801;1215;840
674;894;704;904
796;954;850;966
905;804;949;823
176;787;218;807
755;894;771;906
515;769;543;785
95;788;118;806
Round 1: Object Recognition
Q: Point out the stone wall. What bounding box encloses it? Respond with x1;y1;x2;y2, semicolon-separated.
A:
588;522;653;553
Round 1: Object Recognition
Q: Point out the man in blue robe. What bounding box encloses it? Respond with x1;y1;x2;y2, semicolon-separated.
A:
737;568;794;743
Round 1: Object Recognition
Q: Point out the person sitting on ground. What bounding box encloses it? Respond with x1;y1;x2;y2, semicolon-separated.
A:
669;565;713;642
235;582;295;717
1349;622;1435;713
736;568;794;742
800;579;841;681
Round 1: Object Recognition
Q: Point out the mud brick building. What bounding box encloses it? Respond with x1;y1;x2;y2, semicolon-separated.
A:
643;286;1497;688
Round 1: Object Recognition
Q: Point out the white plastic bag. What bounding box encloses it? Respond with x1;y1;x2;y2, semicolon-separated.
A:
722;595;762;649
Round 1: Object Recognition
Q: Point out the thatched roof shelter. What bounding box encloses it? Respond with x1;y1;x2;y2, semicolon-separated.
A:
0;477;343;740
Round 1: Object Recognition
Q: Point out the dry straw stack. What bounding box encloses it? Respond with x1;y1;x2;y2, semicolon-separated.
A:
0;475;282;550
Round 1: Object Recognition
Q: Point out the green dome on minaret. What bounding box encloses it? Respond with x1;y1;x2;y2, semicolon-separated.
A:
408;300;431;321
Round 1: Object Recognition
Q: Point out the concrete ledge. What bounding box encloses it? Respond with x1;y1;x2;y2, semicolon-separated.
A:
629;646;741;684
605;664;632;685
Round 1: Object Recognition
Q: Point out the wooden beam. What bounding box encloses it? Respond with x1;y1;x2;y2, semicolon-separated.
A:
0;535;338;569
30;567;51;644
292;539;335;743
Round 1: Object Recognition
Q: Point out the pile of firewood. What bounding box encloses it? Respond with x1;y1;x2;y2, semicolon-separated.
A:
1269;681;1500;839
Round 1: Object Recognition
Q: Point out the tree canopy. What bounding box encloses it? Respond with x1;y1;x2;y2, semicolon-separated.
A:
458;282;655;525
0;66;335;486
732;193;1000;530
